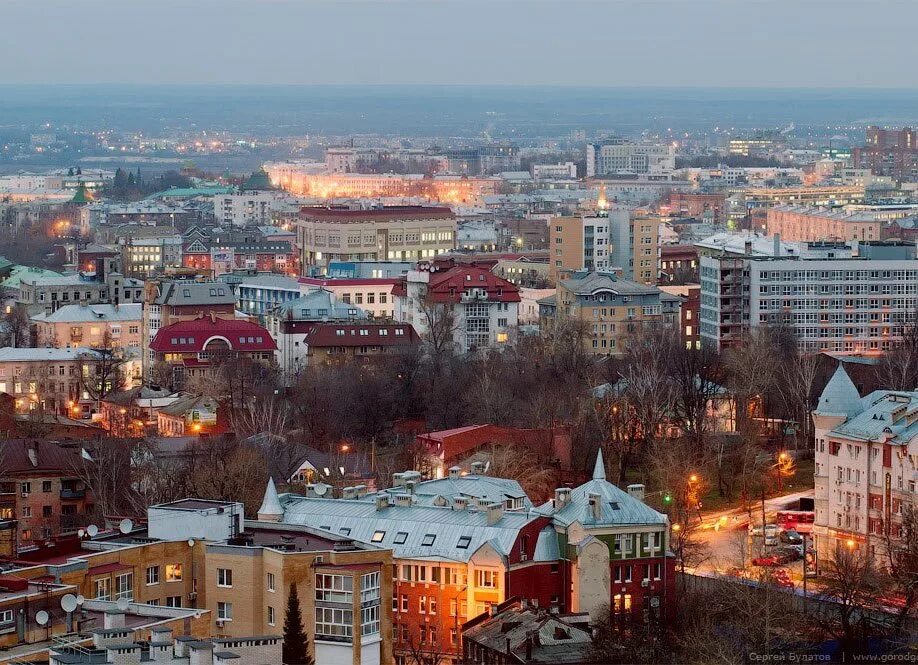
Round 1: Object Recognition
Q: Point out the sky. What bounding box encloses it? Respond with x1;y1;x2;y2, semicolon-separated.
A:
1;0;917;88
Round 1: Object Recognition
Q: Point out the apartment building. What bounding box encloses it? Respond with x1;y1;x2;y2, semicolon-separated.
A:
148;315;277;391
266;453;674;664
393;264;520;353
214;190;286;227
142;280;238;376
699;242;918;352
0;346;124;416
299;276;399;319
853;126;918;181
17;269;144;316
32;303;142;350
119;232;184;278
232;273;306;321
0;440;94;545
541;271;680;356
548;214;610;281
296;206;456;268
812;365;917;563
5;498;391;665
766;205;883;243
585;138;675;178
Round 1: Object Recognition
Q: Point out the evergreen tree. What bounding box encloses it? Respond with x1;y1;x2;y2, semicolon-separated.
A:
75;166;82;175
67;167;74;176
282;584;313;665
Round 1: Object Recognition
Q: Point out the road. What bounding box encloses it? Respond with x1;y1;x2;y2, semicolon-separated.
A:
689;488;814;575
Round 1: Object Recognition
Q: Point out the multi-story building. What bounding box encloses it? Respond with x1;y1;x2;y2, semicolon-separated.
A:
853;126;918;181
263;453;674;664
232;273;306;321
548;214;611;281
531;162;578;180
658;244;699;283
665;192;726;224
17;266;144;316
586;138;675;178
812;365;917;563
149;316;277;390
766;206;884;243
32;303;142;350
660;284;701;350
699;242;918;352
613;209;660;285
296;206;456;269
119;232;184;278
0;440;94;545
298;276;399;320
213;190;287;227
0;346;125;416
183;238;298;278
4;497;392;665
393;264;520;353
142;280;238;377
540;271;680;356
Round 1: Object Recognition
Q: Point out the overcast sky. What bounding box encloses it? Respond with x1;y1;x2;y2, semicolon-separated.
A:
2;0;916;87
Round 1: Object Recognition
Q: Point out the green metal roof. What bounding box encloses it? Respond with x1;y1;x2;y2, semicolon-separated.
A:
147;186;235;199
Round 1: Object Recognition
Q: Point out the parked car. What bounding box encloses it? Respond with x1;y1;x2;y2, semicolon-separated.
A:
780;528;803;545
773;546;801;562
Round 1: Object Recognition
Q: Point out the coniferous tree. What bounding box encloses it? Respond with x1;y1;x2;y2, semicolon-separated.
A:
282;584;313;665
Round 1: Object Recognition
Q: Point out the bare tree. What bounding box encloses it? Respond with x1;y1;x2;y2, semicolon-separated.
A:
79;333;127;410
416;292;459;365
876;308;918;391
881;505;918;636
0;304;30;347
482;442;557;503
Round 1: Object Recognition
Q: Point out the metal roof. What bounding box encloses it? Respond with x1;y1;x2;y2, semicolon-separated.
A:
827;389;918;445
31;303;142;324
815;365;863;418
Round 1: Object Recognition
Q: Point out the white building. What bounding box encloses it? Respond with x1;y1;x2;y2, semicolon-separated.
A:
586;139;675;178
531;162;578;179
213;191;287;227
813;365;917;563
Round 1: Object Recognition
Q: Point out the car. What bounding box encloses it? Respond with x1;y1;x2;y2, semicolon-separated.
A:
774;545;802;561
780;529;803;545
752;555;780;567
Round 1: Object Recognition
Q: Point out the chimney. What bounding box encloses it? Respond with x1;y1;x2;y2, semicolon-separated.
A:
104;610;126;630
486;502;504;526
554;487;571;509
470;461;486;476
354;484;368;498
341;486;357;500
744;240;753;256
452;496;468;511
395;494;413;507
27;442;38;468
375;493;389;511
150;627;173;646
773;233;781;257
525;631;533;661
627;484;645;503
406;480;417;495
392;472;406;487
448;466;461;480
588;492;602;520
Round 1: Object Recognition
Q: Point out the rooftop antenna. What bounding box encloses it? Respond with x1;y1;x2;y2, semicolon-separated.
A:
116;598;130;612
61;595;78;613
118;519;133;535
35;610;50;626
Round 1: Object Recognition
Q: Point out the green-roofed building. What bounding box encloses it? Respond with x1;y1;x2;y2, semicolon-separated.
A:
70;183;93;204
241;168;274;192
147;185;236;200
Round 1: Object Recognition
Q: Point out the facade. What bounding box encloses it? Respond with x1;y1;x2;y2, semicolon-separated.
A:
586;139;675;178
32;303;142;350
531;162;578;180
548;214;609;281
18;269;144;316
298;276;399;320
812;366;917;564
296;206;457;268
660;284;701;349
214;190;285;227
183;238;298;278
541;271;680;356
148;316;277;391
699;244;918;352
119;232;184;278
267;452;673;664
233;273;306;321
666;192;726;224
393;264;520;353
658;245;699;283
0;440;94;546
853;126;918;181
157;394;220;437
766;206;884;243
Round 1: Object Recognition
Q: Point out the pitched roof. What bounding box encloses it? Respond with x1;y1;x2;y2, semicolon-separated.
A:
299;205;454;222
274;289;362;320
560;271;660;297
417;265;521;303
150;317;276;353
300;322;419;348
815;365;863;418
158;394;218;417
0;347;97;362
152;282;236;307
370;474;531;508
826;390;918;445
257;477;283;517
0;440;83;475
31;303;142;324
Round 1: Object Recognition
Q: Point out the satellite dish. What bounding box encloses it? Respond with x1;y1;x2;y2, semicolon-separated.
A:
35;611;49;626
187;539;195;548
76;595;85;606
77;529;85;538
119;519;134;534
194;611;202;619
314;483;328;496
86;525;99;538
116;598;129;612
61;594;78;613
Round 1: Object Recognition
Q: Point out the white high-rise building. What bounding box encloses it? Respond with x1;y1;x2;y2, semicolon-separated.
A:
586;138;675;178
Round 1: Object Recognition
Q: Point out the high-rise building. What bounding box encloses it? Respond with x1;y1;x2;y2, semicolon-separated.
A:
853;126;918;181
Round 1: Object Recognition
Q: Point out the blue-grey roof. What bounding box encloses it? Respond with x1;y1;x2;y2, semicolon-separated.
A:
816;365;863;418
827;390;918;445
533;526;560;561
273;288;366;320
276;495;542;563
372;475;530;508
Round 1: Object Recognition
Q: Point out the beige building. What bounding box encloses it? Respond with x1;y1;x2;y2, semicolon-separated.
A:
296;206;456;269
32;303;142;350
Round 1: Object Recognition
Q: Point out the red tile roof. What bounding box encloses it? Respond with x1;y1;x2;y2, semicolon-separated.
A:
395;265;521;303
150;316;277;353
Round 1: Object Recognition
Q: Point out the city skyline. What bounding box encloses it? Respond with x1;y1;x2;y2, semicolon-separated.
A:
3;0;918;88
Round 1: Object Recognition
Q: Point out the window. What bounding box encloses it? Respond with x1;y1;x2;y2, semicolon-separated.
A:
361;605;380;635
361;572;380;602
165;596;182;608
217;568;233;588
371;530;386;543
393;531;408;544
42;480;52;493
165;563;183;582
315;607;353;639
218;602;233;621
457;535;471;549
115;572;133;601
268;606;276;626
20;482;31;494
0;610;13;624
146;566;159;586
315;574;353;603
476;570;498;588
267;572;276;592
94;577;111;600
421;533;436;546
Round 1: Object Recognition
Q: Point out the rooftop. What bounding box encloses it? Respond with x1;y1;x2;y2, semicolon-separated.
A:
31;303;142;324
150;316;277;353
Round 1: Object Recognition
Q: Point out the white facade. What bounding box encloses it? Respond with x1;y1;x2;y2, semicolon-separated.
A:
214;191;286;227
586;139;675;177
531;162;578;179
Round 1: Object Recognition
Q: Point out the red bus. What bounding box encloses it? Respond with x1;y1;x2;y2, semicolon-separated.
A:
776;510;814;534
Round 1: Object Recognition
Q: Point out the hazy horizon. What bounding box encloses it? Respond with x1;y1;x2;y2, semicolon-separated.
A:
3;0;918;88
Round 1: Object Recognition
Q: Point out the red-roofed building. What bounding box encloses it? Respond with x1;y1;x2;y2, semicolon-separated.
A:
149;315;277;390
393;262;520;353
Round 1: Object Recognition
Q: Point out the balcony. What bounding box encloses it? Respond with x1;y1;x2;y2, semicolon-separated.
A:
60;487;86;500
